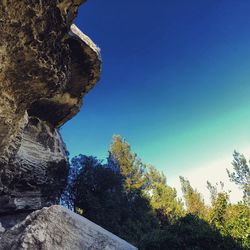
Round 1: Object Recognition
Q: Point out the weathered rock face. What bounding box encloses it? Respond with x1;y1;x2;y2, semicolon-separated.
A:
0;2;138;249
0;0;101;224
0;205;137;250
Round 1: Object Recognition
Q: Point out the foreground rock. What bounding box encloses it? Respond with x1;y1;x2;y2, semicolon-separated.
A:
0;0;101;219
0;205;137;250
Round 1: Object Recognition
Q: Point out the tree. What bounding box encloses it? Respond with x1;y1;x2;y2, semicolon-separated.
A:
227;151;250;206
180;176;208;219
67;155;124;229
146;165;166;187
224;203;250;249
146;166;184;225
108;136;160;244
209;191;229;236
109;135;147;192
64;152;159;246
139;214;242;250
207;180;250;249
207;181;218;205
62;136;247;249
207;181;228;205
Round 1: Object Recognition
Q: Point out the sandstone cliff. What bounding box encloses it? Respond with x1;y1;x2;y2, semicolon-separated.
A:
0;0;100;226
0;1;137;248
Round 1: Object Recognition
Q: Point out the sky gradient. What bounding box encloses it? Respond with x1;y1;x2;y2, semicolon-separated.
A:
61;0;250;201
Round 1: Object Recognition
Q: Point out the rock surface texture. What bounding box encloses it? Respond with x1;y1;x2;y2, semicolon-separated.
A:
0;0;101;228
0;205;137;250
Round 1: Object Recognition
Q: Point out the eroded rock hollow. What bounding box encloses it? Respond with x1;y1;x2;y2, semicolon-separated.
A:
0;0;101;229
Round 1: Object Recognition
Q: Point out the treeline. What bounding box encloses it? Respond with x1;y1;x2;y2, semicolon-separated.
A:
62;135;250;250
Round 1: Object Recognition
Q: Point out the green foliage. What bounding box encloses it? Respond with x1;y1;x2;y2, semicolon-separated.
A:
63;141;160;246
206;181;250;249
209;191;229;235
227;151;250;206
225;203;250;249
146;165;166;187
139;214;242;250
147;166;184;224
180;176;208;219
62;136;248;249
68;155;124;231
110;135;147;192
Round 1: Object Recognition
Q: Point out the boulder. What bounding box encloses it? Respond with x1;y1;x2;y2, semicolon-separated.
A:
0;205;137;250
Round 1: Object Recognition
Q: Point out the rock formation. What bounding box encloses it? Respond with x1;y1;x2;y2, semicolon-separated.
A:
0;0;100;228
0;205;137;250
0;2;138;248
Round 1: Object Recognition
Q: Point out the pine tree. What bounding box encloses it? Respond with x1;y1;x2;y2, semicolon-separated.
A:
227;151;250;206
209;191;229;236
109;135;147;192
179;176;208;219
146;166;184;224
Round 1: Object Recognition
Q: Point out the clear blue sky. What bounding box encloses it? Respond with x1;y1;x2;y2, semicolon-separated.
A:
62;0;250;178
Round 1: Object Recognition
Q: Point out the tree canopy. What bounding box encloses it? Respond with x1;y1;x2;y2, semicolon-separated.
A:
62;136;250;249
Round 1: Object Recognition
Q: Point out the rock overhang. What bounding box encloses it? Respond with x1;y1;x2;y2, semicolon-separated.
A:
27;23;101;127
0;0;101;217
